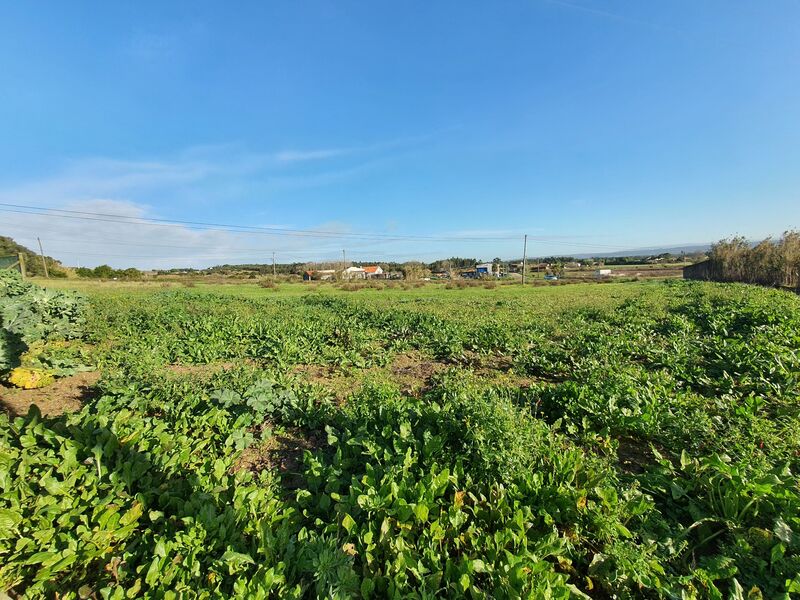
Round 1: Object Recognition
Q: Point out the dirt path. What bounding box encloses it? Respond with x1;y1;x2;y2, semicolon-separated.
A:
0;371;101;418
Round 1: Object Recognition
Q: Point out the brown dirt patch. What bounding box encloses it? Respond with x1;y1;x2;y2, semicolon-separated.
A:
616;436;667;475
291;364;355;403
0;371;101;418
236;427;326;488
163;361;238;377
292;351;541;400
461;352;539;388
387;352;448;395
292;352;449;401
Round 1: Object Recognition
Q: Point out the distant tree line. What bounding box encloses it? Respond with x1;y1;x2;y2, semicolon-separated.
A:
529;255;581;265
686;231;800;289
75;265;143;279
428;257;479;271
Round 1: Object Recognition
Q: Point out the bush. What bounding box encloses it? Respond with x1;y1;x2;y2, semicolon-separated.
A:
0;270;86;378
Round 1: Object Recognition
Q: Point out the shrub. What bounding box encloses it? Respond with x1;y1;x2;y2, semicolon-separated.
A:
0;270;86;379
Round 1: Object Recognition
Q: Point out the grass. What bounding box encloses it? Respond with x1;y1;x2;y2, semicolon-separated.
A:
35;275;658;303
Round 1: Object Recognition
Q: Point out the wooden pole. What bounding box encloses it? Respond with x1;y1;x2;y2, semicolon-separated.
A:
18;252;26;279
521;234;528;285
272;251;276;281
37;237;49;279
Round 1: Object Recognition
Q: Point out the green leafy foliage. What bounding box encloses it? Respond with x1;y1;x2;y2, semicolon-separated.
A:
2;280;800;597
0;270;86;375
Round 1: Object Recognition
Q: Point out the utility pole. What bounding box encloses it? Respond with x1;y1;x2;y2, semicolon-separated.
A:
272;251;276;280
342;249;346;280
521;234;527;285
37;237;49;279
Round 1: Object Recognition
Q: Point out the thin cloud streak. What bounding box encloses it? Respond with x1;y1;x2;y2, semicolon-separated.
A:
543;0;682;35
275;148;353;162
274;132;440;164
1;134;435;203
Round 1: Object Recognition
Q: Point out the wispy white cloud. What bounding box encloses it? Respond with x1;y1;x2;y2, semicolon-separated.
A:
127;32;179;61
275;148;353;163
125;21;208;63
0;132;516;268
542;0;681;35
0;138;414;204
273;133;438;164
0;198;363;269
0;138;432;268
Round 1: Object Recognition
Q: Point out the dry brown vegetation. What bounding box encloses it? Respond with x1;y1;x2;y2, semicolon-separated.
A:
690;231;800;289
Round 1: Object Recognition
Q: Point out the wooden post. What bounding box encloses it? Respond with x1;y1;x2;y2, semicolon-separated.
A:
521;234;528;285
18;252;26;279
37;237;49;279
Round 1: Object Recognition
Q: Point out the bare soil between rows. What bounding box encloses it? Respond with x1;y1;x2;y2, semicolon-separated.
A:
0;371;101;418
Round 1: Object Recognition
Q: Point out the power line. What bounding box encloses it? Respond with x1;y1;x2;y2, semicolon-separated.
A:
0;202;631;249
0;203;517;243
6;228;630;258
0;206;512;244
5;226;415;260
45;248;459;262
8;234;377;255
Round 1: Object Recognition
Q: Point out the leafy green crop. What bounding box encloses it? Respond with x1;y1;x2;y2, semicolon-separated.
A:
2;280;800;597
0;270;86;375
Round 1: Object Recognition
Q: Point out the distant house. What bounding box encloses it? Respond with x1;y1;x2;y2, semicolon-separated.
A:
343;265;385;280
476;263;492;276
595;269;612;278
304;269;336;281
363;265;384;278
476;263;501;277
343;266;366;280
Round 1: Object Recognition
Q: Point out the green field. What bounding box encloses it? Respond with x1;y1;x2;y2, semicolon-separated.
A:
2;275;800;598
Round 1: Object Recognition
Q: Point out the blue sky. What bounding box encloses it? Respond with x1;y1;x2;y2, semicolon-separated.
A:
1;1;799;268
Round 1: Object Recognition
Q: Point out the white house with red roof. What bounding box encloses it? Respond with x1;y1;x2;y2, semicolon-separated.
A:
343;265;384;280
363;265;384;278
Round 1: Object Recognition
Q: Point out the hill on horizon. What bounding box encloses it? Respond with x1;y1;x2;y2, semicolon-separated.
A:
575;243;712;259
